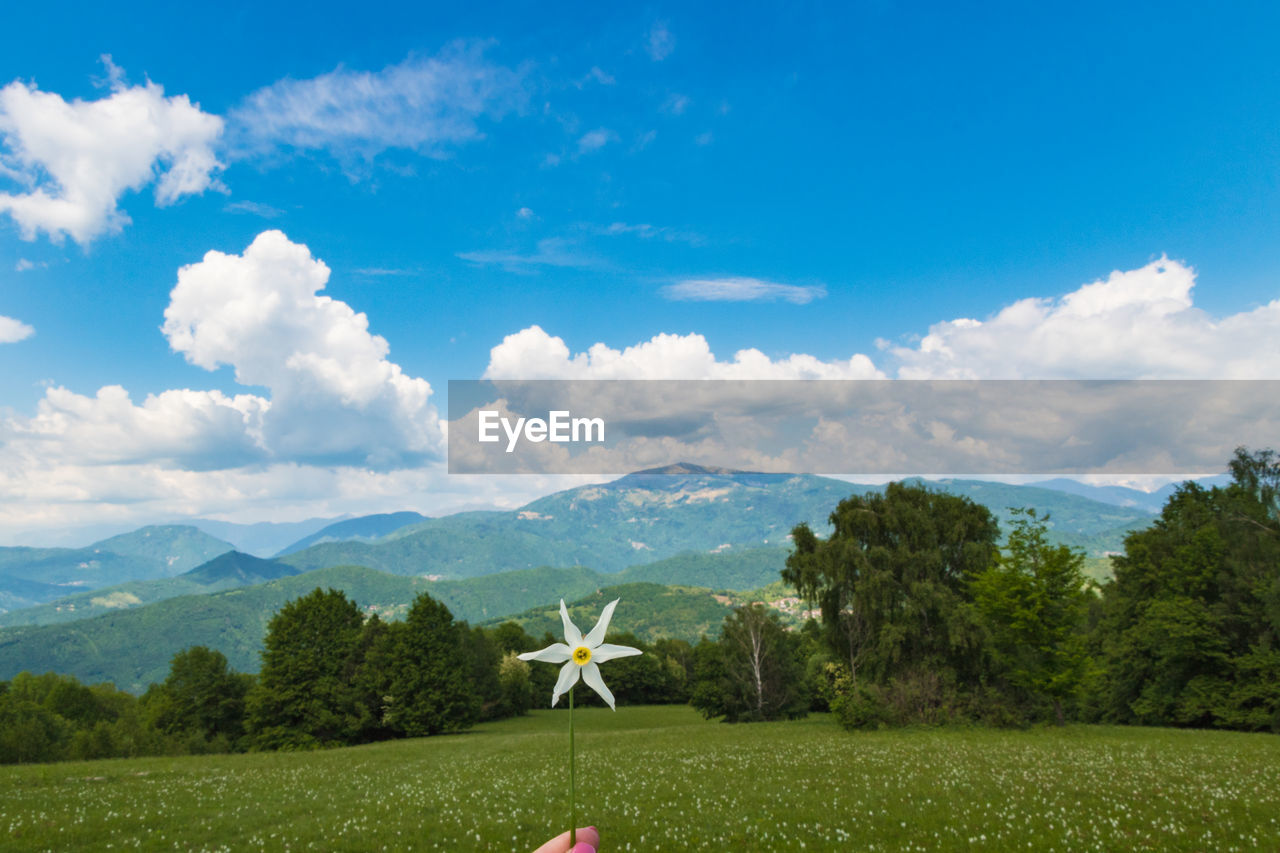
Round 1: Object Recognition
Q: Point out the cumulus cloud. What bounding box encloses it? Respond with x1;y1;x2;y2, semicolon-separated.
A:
891;257;1280;378
0;314;34;343
0;58;223;244
10;385;268;469
162;230;442;465
662;277;826;305
484;325;883;380
3;229;441;485
228;41;524;165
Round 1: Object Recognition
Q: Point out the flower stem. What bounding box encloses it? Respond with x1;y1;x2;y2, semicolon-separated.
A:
569;686;576;848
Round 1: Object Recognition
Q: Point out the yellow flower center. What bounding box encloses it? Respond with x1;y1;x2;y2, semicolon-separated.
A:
572;646;592;665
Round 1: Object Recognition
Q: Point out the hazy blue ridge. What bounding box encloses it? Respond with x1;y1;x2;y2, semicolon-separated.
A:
272;511;428;557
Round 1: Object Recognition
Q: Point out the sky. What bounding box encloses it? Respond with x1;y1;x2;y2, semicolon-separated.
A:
1;1;1278;542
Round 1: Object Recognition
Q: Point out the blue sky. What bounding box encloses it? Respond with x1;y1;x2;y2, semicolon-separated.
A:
1;2;1278;540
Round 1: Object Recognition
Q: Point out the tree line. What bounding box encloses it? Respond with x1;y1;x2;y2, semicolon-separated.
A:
0;587;693;763
775;447;1280;732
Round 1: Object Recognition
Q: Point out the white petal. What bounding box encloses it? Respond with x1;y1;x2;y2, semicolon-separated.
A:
583;598;619;648
517;643;571;663
559;599;583;647
551;660;580;707
592;643;643;663
580;661;616;710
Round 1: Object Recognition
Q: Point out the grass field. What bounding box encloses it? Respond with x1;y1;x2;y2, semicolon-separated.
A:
3;706;1278;851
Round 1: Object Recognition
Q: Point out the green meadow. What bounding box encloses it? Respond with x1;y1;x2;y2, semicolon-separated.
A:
3;706;1278;851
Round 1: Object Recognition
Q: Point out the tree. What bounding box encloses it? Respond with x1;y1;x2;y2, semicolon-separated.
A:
689;605;808;722
382;593;478;736
246;587;368;749
147;646;250;748
971;509;1090;724
1095;448;1280;731
783;482;998;690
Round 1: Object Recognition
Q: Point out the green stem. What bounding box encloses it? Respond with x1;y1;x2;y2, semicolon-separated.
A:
569;686;576;848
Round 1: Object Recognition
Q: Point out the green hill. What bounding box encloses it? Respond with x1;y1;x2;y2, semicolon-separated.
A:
0;566;430;692
0;551;791;691
614;545;789;589
490;582;738;644
273;511;428;556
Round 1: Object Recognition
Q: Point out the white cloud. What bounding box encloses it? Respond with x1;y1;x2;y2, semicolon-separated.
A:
647;21;676;61
3;229;441;488
577;128;617;154
0;58;224;244
0;314;34;343
228;42;524;165
891;257;1280;378
10;385;268;468
224;199;283;218
662;277;826;304
457;237;597;272
597;222;704;245
484;325;883;380
162;230;442;465
516;206;535;220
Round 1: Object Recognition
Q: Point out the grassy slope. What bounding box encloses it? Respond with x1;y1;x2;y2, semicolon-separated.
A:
492;582;737;643
2;706;1276;851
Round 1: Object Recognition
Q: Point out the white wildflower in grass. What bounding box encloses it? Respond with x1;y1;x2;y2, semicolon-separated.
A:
519;598;641;847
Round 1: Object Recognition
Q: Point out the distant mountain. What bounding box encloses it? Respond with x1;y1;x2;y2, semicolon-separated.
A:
279;468;1152;582
274;511;428;556
280;470;858;580
0;525;235;611
0;551;299;628
179;551;300;585
88;526;236;576
0;574;66;612
1027;474;1231;512
0;542;781;630
185;516;347;558
0;467;1159;626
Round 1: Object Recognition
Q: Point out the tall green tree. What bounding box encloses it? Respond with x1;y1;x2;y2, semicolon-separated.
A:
971;509;1090;724
783;482;999;688
147;646;251;748
383;592;478;736
246;587;368;749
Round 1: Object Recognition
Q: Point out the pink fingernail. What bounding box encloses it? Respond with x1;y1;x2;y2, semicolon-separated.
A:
570;843;596;853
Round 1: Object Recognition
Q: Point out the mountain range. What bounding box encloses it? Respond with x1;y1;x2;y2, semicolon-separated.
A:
0;464;1204;692
1;467;1164;625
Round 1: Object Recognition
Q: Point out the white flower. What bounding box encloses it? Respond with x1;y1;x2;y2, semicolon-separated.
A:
518;598;642;710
